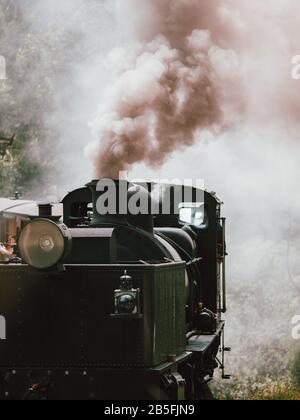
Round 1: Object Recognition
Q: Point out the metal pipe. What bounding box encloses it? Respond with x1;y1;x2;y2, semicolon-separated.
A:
221;217;227;313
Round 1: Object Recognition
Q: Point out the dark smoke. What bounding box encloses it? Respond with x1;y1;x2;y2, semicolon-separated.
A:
87;0;242;178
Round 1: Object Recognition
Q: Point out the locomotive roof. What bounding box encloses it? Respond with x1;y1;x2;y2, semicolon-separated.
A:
0;198;34;213
0;198;62;218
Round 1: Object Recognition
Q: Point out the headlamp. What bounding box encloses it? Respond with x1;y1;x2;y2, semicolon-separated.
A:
117;294;136;314
112;271;141;318
19;219;71;269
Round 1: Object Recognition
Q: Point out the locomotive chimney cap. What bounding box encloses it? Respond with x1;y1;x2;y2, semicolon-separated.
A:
38;203;53;217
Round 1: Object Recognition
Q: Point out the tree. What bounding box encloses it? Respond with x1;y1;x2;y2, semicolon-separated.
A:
292;351;300;390
0;0;106;198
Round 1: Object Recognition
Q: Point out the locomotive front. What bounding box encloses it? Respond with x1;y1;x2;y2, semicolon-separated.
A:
0;180;228;400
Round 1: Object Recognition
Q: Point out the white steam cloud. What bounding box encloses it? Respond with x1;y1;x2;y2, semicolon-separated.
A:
86;0;243;179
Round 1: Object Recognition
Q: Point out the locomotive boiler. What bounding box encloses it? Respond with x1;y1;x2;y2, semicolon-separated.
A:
0;180;229;400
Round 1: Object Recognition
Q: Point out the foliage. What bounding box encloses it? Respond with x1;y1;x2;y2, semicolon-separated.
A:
0;2;50;196
0;125;41;196
213;376;300;401
212;347;300;400
292;350;300;390
249;381;300;400
0;0;103;197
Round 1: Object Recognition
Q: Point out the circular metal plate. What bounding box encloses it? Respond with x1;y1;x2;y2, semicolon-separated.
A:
19;219;67;269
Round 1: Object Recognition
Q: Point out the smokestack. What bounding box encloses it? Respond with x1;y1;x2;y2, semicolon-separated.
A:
86;180;129;226
38;203;53;218
86;180;154;234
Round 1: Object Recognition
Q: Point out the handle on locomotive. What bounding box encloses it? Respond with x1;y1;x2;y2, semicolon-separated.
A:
220;217;227;313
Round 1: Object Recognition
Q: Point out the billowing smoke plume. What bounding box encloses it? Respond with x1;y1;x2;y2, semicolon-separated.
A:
86;0;242;179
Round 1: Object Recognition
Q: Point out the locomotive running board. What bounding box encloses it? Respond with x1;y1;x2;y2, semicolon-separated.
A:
186;321;225;354
151;352;192;374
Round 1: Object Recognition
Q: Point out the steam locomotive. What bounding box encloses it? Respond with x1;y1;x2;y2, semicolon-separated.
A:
0;180;229;400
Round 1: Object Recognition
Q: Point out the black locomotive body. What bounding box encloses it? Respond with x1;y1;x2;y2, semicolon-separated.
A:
0;181;228;400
